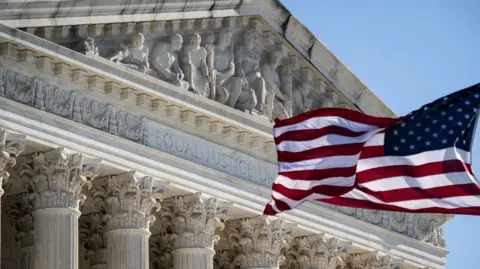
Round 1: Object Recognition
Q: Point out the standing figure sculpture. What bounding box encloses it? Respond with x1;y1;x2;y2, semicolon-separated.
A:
293;81;312;116
181;33;210;97
212;30;242;107
150;34;189;90
110;33;150;74
234;28;267;114
261;50;290;121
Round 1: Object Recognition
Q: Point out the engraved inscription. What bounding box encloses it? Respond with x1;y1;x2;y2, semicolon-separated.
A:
147;121;277;186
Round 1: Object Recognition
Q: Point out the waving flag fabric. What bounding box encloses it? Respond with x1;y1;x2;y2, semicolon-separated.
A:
264;83;480;216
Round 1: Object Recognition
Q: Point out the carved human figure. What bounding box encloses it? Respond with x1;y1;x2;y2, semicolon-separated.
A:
293;81;312;116
234;28;266;113
83;36;99;56
181;33;210;97
211;30;242;107
261;50;290;121
150;34;189;90
110;33;150;74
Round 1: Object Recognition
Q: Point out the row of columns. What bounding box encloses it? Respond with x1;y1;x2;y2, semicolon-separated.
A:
0;128;300;269
0;127;405;269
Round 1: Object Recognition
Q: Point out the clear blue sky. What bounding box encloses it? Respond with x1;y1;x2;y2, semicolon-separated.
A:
280;0;479;268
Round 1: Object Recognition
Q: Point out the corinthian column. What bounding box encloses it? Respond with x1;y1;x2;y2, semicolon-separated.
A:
160;192;232;269
30;147;101;269
94;171;169;269
0;128;26;269
227;216;296;269
283;234;351;269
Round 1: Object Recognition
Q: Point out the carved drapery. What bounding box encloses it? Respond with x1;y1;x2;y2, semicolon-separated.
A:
283;234;350;269
227;216;296;269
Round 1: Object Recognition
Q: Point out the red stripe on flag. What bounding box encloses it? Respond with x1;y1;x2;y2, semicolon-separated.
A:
275;126;367;143
279;166;357;181
356;159;473;183
277;143;364;162
274;108;401;128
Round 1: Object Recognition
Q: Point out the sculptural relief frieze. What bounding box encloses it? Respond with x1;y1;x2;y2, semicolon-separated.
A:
72;18;343;120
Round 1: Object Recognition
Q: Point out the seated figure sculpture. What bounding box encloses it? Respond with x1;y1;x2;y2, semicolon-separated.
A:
212;30;242;107
292;81;313;116
234;28;268;114
150;34;189;90
181;33;210;97
261;49;290;121
110;33;150;74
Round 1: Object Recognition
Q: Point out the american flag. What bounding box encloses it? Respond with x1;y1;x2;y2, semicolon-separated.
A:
264;83;480;216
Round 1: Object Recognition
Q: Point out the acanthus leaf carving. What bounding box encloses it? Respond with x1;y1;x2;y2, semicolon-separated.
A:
149;233;177;269
79;212;107;268
160;192;232;250
29;147;100;210
227;216;296;269
0;128;26;196
283;234;350;269
7;193;35;249
94;171;169;231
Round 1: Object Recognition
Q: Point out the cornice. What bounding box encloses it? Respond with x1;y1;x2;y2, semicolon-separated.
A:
0;0;395;118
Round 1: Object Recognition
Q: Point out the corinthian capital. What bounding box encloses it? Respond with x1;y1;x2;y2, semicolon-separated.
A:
7;193;35;248
227;216;296;269
0;128;26;196
150;233;176;269
80;212;108;268
160;192;232;249
29;147;101;210
93;171;169;231
283;234;351;269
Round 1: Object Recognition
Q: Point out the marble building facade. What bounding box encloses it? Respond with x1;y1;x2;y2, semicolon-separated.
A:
0;1;448;269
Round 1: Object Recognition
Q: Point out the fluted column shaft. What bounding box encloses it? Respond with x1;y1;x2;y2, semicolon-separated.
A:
172;248;215;269
106;229;150;269
33;208;81;269
94;171;169;269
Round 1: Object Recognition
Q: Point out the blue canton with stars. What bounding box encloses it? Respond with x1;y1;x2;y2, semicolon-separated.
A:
384;83;480;156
